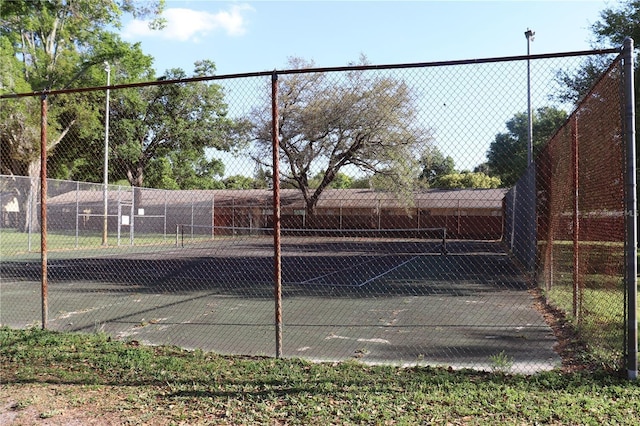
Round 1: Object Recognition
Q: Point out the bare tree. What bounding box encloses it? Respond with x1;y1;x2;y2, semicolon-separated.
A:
250;57;433;215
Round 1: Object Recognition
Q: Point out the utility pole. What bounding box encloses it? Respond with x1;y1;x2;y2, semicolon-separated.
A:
525;28;535;165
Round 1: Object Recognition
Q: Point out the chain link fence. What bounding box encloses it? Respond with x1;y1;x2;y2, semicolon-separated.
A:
1;45;635;375
537;55;629;370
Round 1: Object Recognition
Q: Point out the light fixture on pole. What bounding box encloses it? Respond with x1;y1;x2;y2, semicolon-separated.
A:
102;61;111;246
525;28;535;165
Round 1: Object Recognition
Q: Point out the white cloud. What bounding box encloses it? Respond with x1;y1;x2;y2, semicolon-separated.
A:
122;4;254;42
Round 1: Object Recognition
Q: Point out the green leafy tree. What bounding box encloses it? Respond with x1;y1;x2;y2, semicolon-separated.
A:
108;61;246;193
554;56;615;105
434;172;501;189
309;172;353;189
560;0;640;228
0;0;164;91
419;146;455;187
473;162;491;175
0;35;37;176
145;157;179;190
223;175;259;190
554;0;639;104
0;0;164;231
252;165;272;189
350;176;372;189
46;40;156;183
592;0;640;47
486;107;568;187
250;56;432;214
146;151;226;190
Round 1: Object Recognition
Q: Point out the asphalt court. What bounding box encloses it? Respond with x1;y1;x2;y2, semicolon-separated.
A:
0;240;562;373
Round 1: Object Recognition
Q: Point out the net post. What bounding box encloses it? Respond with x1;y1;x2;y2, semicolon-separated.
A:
623;37;638;380
441;227;447;255
211;195;215;238
163;192;168;242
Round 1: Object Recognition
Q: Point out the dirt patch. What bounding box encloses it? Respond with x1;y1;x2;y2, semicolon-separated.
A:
531;287;594;373
0;383;166;426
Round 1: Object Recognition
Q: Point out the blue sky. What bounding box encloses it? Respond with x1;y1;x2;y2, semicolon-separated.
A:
119;0;617;175
120;0;613;76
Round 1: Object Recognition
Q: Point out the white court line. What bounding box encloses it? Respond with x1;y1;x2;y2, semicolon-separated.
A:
299;255;385;285
300;255;419;288
356;256;418;287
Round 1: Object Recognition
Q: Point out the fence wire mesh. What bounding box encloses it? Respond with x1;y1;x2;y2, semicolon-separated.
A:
534;57;627;368
0;48;634;374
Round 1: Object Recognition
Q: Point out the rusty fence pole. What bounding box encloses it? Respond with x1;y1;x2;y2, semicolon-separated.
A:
623;37;637;381
572;116;580;322
271;72;283;358
40;94;48;329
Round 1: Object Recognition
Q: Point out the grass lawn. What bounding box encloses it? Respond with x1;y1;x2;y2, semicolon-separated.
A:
1;327;640;425
0;228;238;259
537;240;632;370
0;228;176;258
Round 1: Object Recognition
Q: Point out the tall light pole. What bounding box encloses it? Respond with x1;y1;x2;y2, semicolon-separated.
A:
524;28;536;275
102;62;111;246
525;28;535;165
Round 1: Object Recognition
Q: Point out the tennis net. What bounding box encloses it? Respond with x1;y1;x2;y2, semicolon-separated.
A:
176;225;448;256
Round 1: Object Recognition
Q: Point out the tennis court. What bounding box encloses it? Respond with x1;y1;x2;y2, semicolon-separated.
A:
0;231;561;373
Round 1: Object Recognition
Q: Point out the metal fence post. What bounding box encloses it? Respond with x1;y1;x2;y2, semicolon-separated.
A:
211;195;215;236
572;116;580;322
117;185;122;246
164;192;168;241
27;186;32;252
623;37;638;380
130;188;135;246
40;94;48;329
102;63;110;247
272;71;283;358
75;181;79;248
191;199;194;239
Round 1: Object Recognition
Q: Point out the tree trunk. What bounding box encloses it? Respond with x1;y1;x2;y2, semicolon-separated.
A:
127;164;145;209
17;159;42;233
8;117;75;233
305;198;316;219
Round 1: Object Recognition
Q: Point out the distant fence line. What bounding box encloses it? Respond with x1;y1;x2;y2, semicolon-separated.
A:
1;176;506;249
